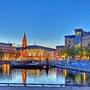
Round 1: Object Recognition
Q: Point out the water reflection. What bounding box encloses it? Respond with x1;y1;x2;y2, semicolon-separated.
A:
22;69;27;84
63;69;67;77
76;74;82;83
0;65;90;85
46;69;48;76
64;70;89;84
83;73;86;82
2;64;11;75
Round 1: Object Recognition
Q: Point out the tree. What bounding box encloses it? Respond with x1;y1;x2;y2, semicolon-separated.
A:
0;49;4;60
76;46;84;59
60;47;77;60
68;47;77;60
60;48;68;60
86;42;90;60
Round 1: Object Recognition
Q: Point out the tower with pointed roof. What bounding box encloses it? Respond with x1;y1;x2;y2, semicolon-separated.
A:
22;33;27;47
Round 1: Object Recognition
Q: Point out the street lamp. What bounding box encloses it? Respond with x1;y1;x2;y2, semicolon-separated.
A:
83;51;86;60
64;53;67;60
89;47;90;60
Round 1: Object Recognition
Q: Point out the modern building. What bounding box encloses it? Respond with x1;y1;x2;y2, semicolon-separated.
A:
64;28;90;48
74;28;83;47
65;35;76;48
82;31;90;47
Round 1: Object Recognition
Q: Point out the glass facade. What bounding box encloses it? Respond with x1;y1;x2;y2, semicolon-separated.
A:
75;35;81;44
75;29;83;47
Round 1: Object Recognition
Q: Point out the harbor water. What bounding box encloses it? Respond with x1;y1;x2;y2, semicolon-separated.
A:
0;64;90;86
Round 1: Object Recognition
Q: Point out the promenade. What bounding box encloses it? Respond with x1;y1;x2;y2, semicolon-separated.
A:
0;86;90;90
54;60;90;73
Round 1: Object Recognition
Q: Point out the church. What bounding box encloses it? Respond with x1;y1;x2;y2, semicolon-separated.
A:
16;33;56;60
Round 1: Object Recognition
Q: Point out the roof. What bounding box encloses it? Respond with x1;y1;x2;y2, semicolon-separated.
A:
65;35;75;38
0;42;12;46
16;45;55;51
56;45;65;49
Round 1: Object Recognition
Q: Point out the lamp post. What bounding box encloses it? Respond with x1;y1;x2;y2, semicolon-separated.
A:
83;51;86;60
89;47;90;60
64;54;67;60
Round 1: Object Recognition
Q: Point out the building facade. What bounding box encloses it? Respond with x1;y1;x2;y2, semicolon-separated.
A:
65;35;76;48
56;45;65;60
0;42;16;60
74;28;83;47
64;28;90;48
82;32;90;47
16;33;56;60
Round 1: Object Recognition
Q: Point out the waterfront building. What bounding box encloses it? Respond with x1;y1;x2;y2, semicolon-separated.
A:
74;28;83;47
82;31;90;47
0;42;16;60
56;45;65;60
64;28;90;48
17;45;55;60
16;33;56;60
63;28;90;60
65;35;76;48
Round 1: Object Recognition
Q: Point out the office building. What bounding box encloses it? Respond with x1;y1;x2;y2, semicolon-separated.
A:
64;28;90;48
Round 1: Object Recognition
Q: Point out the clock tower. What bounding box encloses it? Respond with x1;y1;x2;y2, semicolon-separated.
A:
22;33;27;47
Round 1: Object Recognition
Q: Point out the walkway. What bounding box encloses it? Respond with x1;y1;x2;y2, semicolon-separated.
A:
0;87;90;90
54;60;90;73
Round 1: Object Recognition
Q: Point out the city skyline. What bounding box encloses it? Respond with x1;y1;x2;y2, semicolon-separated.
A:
0;0;90;48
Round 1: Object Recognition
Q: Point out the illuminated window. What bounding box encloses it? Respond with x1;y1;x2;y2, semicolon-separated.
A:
76;32;81;36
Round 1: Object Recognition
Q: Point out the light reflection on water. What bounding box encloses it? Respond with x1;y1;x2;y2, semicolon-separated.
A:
0;64;90;85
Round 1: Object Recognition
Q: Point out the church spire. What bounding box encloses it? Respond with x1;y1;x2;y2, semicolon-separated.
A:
22;33;27;47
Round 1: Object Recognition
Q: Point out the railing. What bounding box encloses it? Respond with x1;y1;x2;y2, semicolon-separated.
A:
0;61;11;65
0;83;90;87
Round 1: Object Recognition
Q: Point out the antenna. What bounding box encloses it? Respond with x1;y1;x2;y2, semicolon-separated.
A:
29;41;30;45
8;41;10;43
13;42;15;46
34;41;36;45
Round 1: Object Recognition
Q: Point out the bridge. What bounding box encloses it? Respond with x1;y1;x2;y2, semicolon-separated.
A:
0;60;90;73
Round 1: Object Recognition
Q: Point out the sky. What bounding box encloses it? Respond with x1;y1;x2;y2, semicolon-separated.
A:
0;0;90;48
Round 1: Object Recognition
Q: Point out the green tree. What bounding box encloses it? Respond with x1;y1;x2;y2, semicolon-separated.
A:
76;46;84;59
68;47;77;59
0;49;4;60
86;42;90;60
61;47;77;60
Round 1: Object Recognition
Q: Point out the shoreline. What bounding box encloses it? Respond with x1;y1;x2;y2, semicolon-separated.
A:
54;60;90;73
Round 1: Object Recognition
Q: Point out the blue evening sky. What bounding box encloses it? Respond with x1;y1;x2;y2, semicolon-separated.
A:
0;0;90;48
